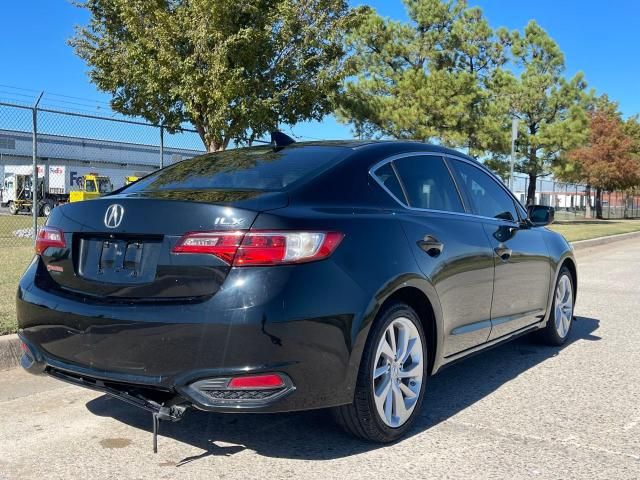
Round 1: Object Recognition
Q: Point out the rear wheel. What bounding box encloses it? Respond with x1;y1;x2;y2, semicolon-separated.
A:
539;266;574;346
332;302;427;442
8;201;18;215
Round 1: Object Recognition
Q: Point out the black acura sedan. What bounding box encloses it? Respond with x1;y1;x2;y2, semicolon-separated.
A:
17;139;576;445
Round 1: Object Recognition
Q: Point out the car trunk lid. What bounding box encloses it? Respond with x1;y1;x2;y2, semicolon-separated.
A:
38;190;286;300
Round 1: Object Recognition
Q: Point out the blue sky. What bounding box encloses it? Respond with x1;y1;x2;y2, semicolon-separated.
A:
1;1;639;141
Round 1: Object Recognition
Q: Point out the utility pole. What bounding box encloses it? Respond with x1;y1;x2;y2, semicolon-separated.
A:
509;117;519;192
32;91;44;246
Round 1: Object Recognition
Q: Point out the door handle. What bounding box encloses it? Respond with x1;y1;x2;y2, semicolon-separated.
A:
494;246;512;261
418;235;444;257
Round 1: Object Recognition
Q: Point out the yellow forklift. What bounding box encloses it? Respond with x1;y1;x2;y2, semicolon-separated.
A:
69;174;113;203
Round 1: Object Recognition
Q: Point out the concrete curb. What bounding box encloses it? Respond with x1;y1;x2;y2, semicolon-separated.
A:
571;230;640;250
0;230;638;371
0;334;21;371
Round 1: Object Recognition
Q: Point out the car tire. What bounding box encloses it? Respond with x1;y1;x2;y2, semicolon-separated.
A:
332;302;427;442
40;202;53;217
538;266;575;346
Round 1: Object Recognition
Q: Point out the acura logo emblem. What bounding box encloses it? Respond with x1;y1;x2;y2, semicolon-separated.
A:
104;204;124;229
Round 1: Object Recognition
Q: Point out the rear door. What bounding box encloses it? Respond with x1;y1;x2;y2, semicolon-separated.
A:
373;154;496;357
448;158;552;339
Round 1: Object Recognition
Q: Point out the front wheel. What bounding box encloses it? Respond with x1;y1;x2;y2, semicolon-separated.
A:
8;201;18;215
332;302;427;442
539;266;575;346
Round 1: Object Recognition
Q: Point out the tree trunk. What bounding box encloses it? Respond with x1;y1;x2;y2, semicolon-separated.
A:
595;187;603;219
207;140;226;153
194;123;228;152
526;173;537;206
585;185;592;219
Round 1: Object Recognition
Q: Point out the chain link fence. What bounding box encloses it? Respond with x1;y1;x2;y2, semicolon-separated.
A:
2;99;640;249
0;101;204;247
511;173;640;221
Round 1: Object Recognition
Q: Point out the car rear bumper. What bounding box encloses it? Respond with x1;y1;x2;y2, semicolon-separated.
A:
17;257;368;413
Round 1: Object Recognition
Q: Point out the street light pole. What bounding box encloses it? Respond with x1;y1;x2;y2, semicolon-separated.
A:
509;117;518;191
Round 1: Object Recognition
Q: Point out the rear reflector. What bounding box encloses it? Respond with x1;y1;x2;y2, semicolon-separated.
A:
227;374;285;389
172;230;343;266
35;226;66;255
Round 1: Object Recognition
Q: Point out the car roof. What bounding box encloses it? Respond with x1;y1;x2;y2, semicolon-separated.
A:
290;140;477;162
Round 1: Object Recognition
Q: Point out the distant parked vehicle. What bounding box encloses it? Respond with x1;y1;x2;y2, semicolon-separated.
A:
1;165;150;215
18;137;577;447
68;173;113;203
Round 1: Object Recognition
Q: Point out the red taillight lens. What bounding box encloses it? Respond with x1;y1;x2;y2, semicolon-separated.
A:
172;231;344;266
171;231;244;264
227;373;285;389
35;226;66;255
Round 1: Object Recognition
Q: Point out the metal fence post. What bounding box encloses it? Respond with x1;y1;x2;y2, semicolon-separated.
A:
159;126;164;169
31;92;44;245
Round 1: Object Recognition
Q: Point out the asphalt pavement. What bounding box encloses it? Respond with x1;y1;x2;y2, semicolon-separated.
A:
0;238;639;479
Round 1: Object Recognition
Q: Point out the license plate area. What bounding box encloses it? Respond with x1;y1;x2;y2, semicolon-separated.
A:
77;235;162;285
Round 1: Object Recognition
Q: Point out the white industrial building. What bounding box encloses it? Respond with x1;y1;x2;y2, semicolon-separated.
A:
0;128;204;186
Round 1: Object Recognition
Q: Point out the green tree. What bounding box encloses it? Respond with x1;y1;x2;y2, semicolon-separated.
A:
71;0;358;151
337;0;511;156
497;21;590;205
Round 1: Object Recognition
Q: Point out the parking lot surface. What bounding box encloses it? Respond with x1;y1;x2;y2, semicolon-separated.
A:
0;238;639;479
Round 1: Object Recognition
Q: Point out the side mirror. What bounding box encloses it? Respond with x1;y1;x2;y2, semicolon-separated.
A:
527;205;555;226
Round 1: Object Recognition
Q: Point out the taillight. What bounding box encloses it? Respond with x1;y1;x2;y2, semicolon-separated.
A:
172;230;343;266
171;231;244;264
35;226;66;255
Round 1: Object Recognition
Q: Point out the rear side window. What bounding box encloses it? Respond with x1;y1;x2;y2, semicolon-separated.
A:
372;162;406;204
450;159;519;222
124;145;346;192
393;156;464;213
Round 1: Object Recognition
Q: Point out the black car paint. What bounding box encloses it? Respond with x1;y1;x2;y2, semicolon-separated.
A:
16;141;576;414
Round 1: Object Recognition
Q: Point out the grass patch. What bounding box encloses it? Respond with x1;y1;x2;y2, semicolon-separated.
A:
0;213;45;240
0;244;34;335
549;219;640;242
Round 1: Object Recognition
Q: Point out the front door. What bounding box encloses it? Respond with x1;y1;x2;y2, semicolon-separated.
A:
448;159;552;339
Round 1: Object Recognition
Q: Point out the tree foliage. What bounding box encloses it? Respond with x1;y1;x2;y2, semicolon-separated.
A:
494;21;590;205
567;110;639;192
337;0;511;156
71;0;358;151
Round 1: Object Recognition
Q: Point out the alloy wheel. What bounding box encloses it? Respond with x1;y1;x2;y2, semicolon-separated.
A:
372;316;424;428
554;274;573;339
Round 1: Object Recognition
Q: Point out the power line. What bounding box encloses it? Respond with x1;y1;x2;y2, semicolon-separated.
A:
0;84;41;93
46;91;113;107
0;84;114;110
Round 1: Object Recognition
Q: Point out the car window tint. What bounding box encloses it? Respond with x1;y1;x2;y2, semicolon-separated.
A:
124;145;346;192
451;160;518;222
393;156;463;212
373;162;406;204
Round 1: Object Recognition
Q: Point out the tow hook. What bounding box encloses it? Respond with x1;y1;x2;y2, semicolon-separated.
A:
150;403;187;453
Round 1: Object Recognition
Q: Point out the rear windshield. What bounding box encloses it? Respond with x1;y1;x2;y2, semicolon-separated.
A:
123;145;347;192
